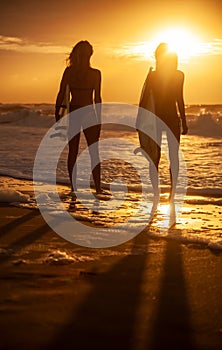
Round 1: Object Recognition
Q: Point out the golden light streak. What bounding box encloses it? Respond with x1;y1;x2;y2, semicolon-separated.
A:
111;28;222;63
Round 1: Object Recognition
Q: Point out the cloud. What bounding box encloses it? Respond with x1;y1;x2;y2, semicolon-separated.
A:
1;35;222;61
110;39;222;62
106;42;154;61
198;38;222;55
0;35;70;54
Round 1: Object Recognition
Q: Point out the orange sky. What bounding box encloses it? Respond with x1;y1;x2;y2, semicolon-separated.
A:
0;0;221;104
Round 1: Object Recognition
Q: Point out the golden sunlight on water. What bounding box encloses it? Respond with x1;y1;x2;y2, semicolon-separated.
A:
150;201;177;231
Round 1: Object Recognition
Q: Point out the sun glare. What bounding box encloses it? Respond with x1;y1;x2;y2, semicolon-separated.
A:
152;27;201;61
121;26;204;63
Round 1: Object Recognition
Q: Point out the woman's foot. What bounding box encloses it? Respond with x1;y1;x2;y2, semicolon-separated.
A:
95;188;111;198
69;191;77;201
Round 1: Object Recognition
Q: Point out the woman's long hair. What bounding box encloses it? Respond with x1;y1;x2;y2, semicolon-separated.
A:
68;40;93;71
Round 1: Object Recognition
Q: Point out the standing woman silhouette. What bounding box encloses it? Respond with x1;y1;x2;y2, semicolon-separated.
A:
55;40;104;198
138;43;188;204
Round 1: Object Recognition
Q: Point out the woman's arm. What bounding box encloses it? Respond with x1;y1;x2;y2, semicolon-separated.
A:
55;67;69;121
94;70;102;124
177;71;188;135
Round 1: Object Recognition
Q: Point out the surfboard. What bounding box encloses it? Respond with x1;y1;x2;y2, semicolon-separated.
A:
135;68;159;164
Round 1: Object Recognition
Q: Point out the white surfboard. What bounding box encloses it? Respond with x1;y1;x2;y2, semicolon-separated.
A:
135;68;158;163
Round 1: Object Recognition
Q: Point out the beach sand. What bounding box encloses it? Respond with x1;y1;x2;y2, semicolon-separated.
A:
0;191;222;349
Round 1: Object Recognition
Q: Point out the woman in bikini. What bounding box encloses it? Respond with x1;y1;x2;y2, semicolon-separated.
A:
55;40;105;198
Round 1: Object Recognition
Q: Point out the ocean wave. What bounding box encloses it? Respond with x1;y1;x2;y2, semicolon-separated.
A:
0;103;222;137
0;171;221;201
187;113;222;137
0;108;54;128
186;187;222;198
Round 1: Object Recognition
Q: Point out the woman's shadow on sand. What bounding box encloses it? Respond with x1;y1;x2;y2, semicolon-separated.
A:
44;226;195;350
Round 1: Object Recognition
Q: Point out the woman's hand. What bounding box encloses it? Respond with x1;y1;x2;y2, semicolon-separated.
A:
181;119;188;135
97;123;101;138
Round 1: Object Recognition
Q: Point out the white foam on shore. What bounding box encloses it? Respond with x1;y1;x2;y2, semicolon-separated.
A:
0;189;30;203
0;179;221;251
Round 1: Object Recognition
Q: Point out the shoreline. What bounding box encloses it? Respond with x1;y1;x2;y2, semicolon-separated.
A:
1;173;222;198
0;204;221;253
0;175;222;251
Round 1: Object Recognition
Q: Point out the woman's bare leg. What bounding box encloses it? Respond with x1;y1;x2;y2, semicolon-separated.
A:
167;126;180;202
84;126;101;193
68;133;80;192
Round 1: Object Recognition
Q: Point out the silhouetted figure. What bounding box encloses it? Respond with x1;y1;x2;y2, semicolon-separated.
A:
138;43;188;204
55;40;104;197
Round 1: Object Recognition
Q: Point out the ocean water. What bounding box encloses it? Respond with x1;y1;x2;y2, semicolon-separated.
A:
0;103;221;193
0;103;221;249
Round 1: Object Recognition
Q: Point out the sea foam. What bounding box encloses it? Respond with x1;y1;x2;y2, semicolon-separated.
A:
0;189;30;203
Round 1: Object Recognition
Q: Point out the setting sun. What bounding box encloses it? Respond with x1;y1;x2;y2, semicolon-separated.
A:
152;27;202;61
113;26;206;67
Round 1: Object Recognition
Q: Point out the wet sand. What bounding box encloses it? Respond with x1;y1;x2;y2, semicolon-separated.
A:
0;203;222;350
